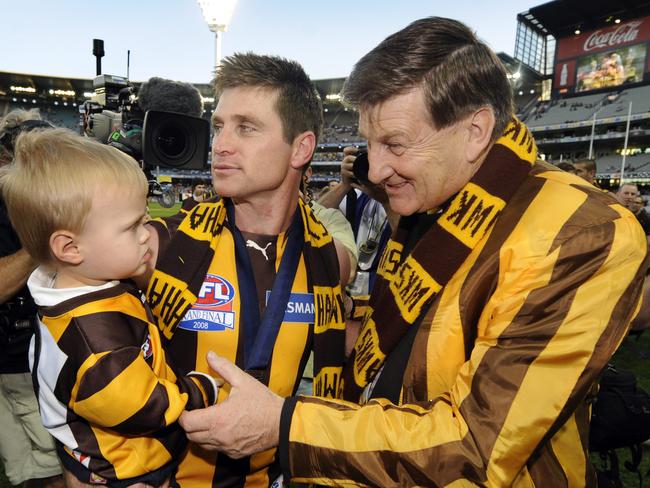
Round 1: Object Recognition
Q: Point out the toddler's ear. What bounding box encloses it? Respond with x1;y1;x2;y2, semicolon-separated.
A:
49;231;83;265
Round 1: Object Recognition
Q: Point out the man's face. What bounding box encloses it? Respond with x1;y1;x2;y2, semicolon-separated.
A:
630;197;644;214
573;163;595;184
211;86;295;202
360;87;476;216
617;184;639;208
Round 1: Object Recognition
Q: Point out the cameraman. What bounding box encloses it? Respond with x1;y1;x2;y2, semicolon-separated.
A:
0;109;63;488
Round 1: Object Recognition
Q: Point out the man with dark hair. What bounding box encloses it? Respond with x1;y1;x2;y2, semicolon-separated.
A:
574;158;598;185
180;180;208;213
141;53;350;487
179;18;647;486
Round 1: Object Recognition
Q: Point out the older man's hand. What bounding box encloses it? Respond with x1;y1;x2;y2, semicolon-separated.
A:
179;352;285;458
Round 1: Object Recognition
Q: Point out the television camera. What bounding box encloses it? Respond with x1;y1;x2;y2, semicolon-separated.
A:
82;74;211;208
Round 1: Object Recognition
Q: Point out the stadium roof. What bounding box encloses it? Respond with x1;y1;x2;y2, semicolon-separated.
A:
521;0;650;38
0;70;348;107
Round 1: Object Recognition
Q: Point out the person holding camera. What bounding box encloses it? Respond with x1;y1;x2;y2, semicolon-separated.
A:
140;53;350;487
0;109;63;488
177;18;647;486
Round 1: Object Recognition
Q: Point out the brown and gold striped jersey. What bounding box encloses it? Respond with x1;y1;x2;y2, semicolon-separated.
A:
29;272;217;485
279;162;648;487
147;199;346;487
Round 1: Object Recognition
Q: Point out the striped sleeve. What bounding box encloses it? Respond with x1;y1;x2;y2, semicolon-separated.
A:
70;320;217;436
279;208;647;486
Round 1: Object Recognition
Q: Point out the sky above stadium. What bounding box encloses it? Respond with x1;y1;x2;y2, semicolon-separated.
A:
2;0;542;83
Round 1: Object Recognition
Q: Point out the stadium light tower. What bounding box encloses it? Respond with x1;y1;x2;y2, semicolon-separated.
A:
197;0;238;72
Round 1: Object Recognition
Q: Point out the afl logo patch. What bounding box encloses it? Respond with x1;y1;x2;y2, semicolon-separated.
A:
179;274;236;332
195;275;234;308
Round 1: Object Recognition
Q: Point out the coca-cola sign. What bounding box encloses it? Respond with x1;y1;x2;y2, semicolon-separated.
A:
584;21;642;51
556;16;650;60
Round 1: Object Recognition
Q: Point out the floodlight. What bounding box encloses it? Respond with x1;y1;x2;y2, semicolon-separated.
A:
197;0;239;70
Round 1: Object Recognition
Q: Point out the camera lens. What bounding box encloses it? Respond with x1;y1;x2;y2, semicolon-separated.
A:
152;119;194;167
156;123;188;158
142;110;211;170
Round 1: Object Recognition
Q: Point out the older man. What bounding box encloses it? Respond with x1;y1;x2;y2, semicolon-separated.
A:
180;18;647;486
616;182;640;208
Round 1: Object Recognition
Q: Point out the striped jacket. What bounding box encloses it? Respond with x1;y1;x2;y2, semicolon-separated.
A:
28;269;218;485
278;162;648;487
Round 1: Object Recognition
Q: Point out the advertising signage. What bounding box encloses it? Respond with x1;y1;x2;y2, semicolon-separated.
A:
556;18;650;60
575;44;646;92
554;17;650;93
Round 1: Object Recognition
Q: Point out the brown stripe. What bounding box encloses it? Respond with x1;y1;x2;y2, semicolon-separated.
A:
112;382;170;434
424;225;472;284
165;327;200;375
289;440;486;487
459;173;547;360
456;196;614;478
151;426;186;461
527;442;568;487
70;311;147;352
67;419;119;481
472;145;533;201
158;229;214;291
402;300;441;403
312;329;346;367
298;395;358;411
303;244;340;287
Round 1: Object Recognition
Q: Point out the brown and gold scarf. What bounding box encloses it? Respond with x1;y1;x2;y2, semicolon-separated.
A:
147;198;346;399
342;117;537;401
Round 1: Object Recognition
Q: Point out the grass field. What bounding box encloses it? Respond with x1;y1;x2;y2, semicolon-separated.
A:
1;209;649;486
148;200;182;219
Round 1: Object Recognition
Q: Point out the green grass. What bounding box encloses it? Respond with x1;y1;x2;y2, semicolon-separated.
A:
148;200;182;219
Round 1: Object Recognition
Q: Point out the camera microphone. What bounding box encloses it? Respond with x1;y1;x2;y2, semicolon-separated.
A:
137;77;203;117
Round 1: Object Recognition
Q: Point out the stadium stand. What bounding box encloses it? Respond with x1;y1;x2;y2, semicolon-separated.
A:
3;0;650;192
514;0;650;191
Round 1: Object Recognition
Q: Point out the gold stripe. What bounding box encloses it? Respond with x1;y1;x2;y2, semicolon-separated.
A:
70;351;109;407
291;398;460;452
550;415;585;486
92;427;171;480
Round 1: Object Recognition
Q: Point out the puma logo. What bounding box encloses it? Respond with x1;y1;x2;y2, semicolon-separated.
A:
246;239;272;261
